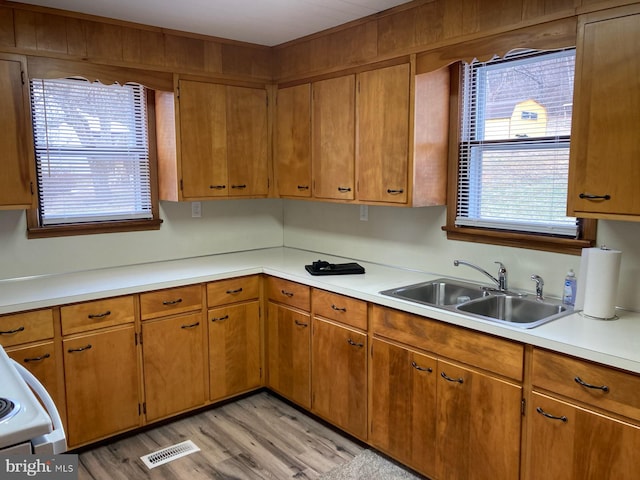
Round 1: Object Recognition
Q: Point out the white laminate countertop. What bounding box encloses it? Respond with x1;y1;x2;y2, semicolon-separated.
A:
2;247;639;374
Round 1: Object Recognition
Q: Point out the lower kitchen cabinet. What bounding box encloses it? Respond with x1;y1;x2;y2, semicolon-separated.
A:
142;312;206;422
63;325;140;447
208;301;262;401
435;359;522;480
369;338;437;475
311;317;367;439
266;302;311;408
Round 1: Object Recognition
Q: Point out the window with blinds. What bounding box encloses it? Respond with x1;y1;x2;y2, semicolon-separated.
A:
30;78;152;226
456;48;577;237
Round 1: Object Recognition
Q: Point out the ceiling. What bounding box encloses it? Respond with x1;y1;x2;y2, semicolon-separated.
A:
16;0;411;46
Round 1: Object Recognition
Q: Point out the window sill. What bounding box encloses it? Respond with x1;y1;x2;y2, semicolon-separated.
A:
442;224;595;255
27;218;163;239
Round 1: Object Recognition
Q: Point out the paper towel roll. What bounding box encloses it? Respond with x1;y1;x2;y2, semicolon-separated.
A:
575;247;621;319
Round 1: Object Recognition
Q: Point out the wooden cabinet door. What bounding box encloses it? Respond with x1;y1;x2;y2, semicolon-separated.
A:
208;301;262;401
63;325;140;447
568;6;640;218
275;84;311;197
226;85;268;196
178;79;228;198
142;312;205;422
526;393;640;480
312;75;355;200
369;338;437;477
0;54;34;209
266;303;310;408
357;63;410;204
436;359;522;480
311;317;367;439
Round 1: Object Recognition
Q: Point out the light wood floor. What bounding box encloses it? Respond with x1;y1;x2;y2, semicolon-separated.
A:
77;392;365;479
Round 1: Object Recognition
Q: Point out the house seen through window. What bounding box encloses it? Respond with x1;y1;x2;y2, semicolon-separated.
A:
456;48;578;237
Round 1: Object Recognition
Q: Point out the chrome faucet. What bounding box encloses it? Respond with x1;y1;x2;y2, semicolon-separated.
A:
531;274;544;301
454;260;508;291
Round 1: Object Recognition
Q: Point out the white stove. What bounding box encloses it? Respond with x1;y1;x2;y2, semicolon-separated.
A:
0;345;66;454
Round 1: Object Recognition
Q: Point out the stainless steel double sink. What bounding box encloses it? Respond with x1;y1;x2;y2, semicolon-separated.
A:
380;278;573;329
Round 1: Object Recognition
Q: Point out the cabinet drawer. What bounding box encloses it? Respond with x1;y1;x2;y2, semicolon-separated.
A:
0;309;54;347
532;348;640;420
312;289;367;330
61;296;135;335
140;284;202;320
267;277;310;312
207;275;260;307
371;305;523;381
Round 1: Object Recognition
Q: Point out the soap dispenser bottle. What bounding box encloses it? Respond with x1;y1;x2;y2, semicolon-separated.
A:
563;269;577;306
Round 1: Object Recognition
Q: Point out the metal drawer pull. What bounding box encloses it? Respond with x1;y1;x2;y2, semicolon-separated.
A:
347;338;364;348
579;193;611;200
162;298;183;305
441;372;464;384
231;184;247;189
24;353;51;363
297;185;309;190
387;188;404;195
226;288;243;294
294;320;308;327
574;376;609;392
281;290;294;297
211;315;229;322
88;310;111;319
536;407;568;423
338;187;352;192
68;344;92;353
181;321;200;329
0;326;25;335
411;361;432;373
210;185;226;190
331;304;346;312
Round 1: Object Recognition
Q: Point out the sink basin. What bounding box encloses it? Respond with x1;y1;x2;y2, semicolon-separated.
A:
380;279;487;307
456;295;573;328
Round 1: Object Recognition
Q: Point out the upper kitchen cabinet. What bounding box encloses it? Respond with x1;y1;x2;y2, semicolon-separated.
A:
0;54;35;210
567;4;640;221
156;78;269;201
274;83;312;197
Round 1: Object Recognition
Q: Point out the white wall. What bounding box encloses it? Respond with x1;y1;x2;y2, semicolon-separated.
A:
282;200;640;311
0;199;283;280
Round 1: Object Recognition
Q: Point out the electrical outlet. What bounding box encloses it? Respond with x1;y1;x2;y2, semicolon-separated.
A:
360;205;368;221
191;202;202;218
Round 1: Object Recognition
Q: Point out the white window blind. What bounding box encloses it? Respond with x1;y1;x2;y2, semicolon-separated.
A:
457;49;578;237
30;78;152;226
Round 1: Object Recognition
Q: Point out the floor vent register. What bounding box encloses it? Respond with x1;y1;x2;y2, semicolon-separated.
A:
140;440;201;469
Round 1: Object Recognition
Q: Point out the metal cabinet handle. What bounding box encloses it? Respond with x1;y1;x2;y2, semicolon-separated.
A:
411;361;432;372
297;185;309;190
337;187;352;192
441;372;464;384
231;184;247;189
579;193;611;200
24;353;51;363
387;188;404;195
0;326;25;335
226;288;243;294
281;290;294;297
211;315;229;322
162;298;183;305
68;344;92;353
575;376;609;392
88;310;111;319
331;304;346;312
294;320;308;327
536;407;568;423
181;321;200;329
209;185;226;190
347;338;364;348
